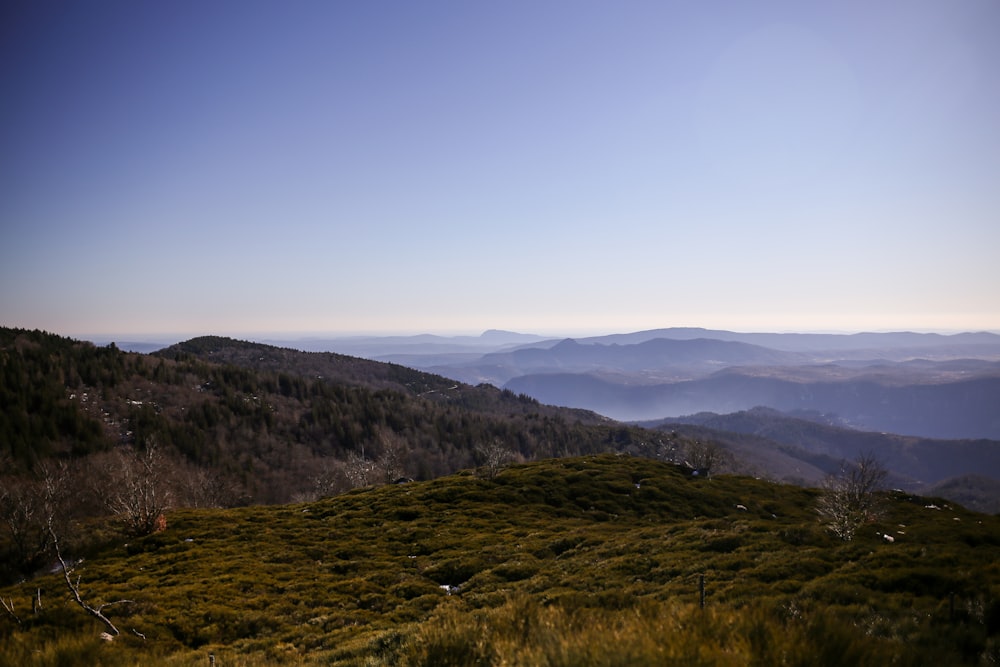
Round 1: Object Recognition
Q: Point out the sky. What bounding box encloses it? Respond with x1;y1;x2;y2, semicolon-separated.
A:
2;0;998;340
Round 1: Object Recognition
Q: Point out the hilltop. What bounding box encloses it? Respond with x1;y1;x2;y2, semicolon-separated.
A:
1;454;999;665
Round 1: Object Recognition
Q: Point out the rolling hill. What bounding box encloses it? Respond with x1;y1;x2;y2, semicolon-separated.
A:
2;454;1000;665
645;407;1000;507
318;328;1000;442
504;367;1000;439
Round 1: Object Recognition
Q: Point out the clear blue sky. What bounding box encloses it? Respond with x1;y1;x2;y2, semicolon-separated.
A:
2;0;998;339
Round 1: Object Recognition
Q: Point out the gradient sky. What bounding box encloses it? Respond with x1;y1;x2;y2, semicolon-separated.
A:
2;1;998;339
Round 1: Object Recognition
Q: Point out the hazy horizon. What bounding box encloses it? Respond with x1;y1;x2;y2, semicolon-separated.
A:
67;324;1000;348
3;2;998;337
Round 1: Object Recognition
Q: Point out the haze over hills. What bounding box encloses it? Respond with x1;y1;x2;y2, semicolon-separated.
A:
505;368;1000;438
288;328;1000;440
204;328;1000;504
255;327;1000;508
91;328;1000;442
304;327;1000;364
84;328;1000;440
5;0;998;658
263;329;551;358
574;327;1000;353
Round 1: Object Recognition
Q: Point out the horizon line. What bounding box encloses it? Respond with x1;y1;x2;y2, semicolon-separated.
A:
53;325;1000;347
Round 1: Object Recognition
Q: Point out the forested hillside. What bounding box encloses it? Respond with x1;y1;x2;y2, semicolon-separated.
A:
0;328;658;487
651;408;1000;488
0;328;699;582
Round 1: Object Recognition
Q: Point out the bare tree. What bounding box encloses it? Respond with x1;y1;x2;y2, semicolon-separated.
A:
817;452;888;541
652;435;682;464
376;428;409;484
684;440;729;477
0;462;70;578
344;449;375;488
293;458;350;502
2;462;137;638
475;439;514;481
175;464;245;509
97;441;174;537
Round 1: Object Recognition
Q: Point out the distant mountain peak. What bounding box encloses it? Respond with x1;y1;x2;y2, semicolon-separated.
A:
481;329;521;337
478;329;548;344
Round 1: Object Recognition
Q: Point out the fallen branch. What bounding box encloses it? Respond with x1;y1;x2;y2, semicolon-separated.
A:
48;522;132;637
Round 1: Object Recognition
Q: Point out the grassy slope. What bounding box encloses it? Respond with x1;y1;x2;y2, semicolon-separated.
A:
3;454;1000;665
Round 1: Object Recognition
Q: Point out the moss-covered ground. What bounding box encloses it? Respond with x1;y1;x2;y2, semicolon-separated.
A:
3;454;1000;665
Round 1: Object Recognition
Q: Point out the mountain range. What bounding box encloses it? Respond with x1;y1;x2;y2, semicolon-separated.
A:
296;328;1000;439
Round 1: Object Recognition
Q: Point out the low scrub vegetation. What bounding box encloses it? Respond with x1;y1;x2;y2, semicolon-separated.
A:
2;454;999;665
